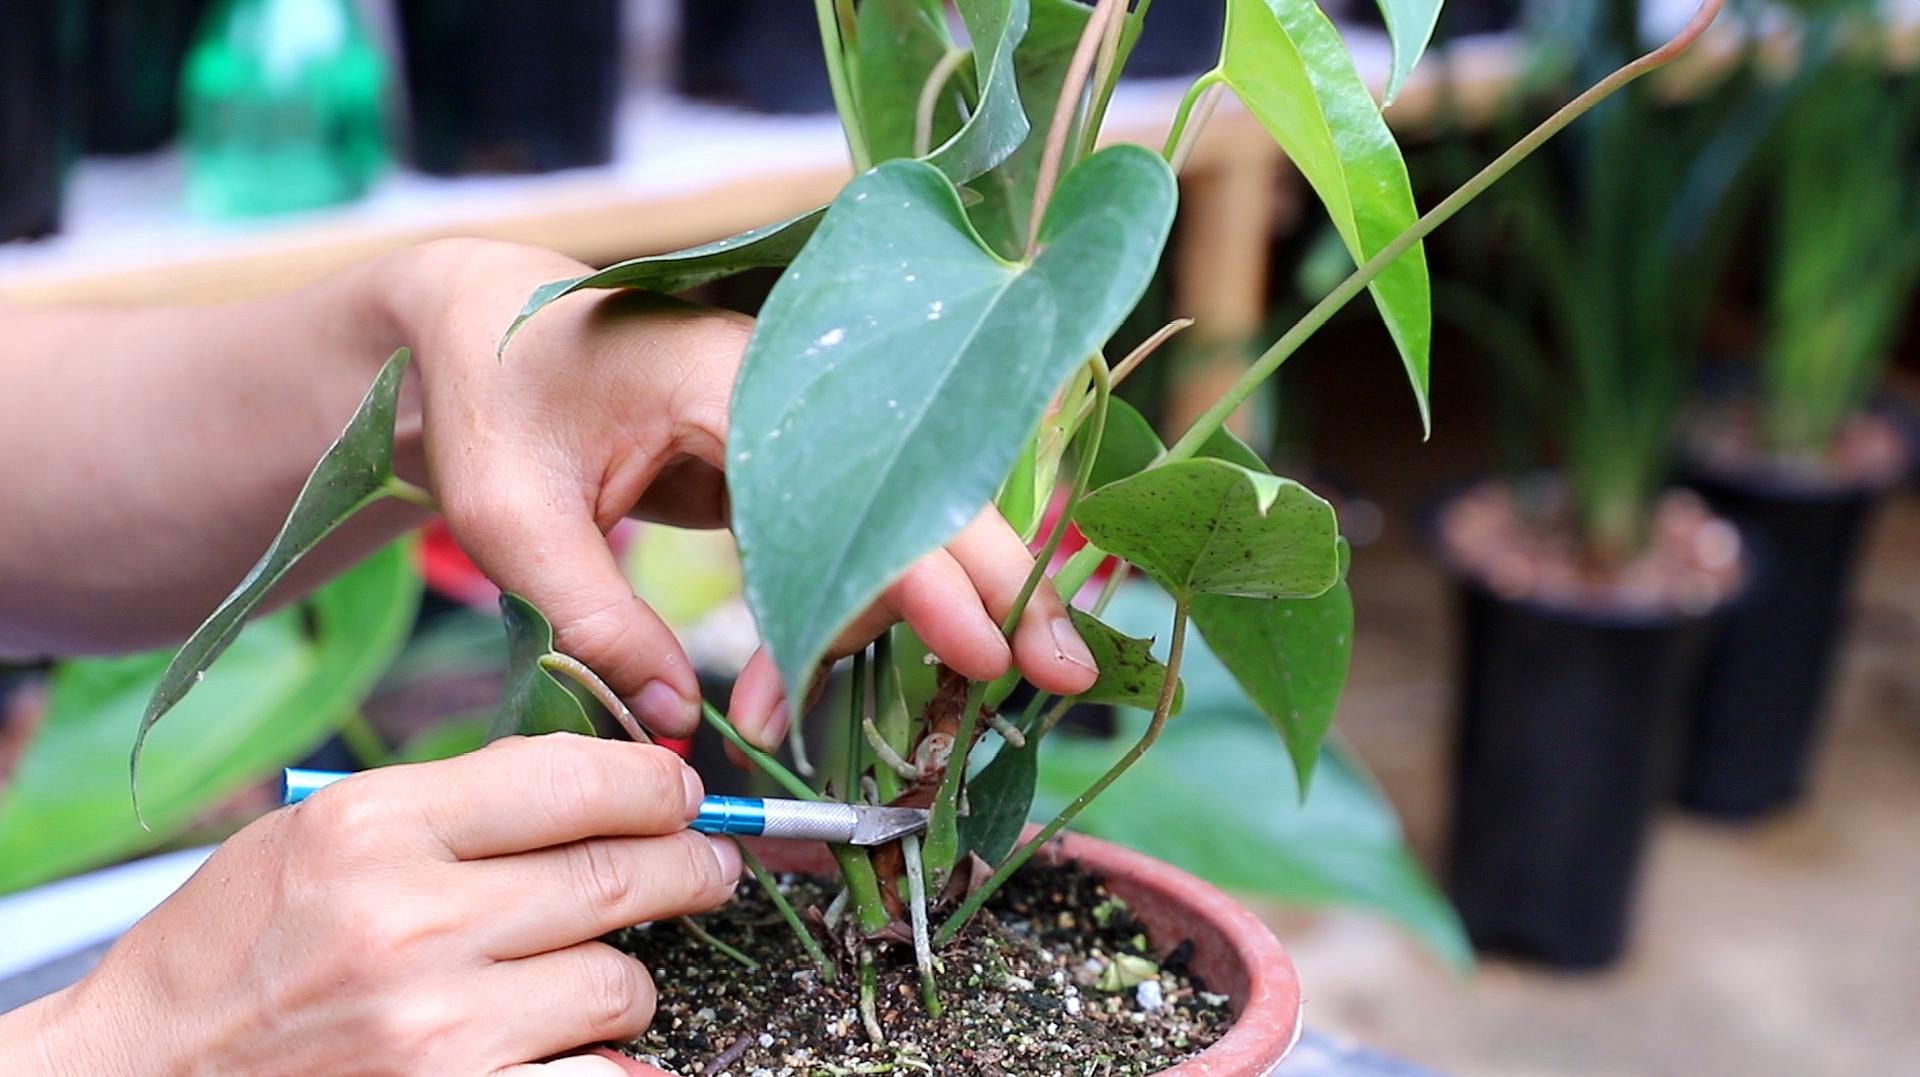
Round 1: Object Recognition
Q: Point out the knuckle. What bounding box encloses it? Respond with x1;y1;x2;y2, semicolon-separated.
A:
571;838;640;921
581;947;655;1039
372;991;462;1060
674;830;724;894
295;785;394;864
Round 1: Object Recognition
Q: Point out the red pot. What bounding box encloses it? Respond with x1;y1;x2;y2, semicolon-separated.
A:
746;829;1303;1077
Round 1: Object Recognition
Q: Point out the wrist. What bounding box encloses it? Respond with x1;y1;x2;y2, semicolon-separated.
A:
0;978;154;1076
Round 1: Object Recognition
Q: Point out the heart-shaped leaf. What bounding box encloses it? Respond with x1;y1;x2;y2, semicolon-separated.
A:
135;348;414;791
1221;0;1432;428
1074;458;1340;600
492;594;595;739
500;212;824;352
2;545;418;894
730;146;1176;704
1371;0;1444;104
1068;608;1183;714
1089;397;1269;491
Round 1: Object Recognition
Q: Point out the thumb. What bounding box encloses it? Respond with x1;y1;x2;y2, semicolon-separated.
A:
449;484;702;739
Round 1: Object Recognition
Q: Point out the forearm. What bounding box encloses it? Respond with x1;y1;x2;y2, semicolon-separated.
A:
0;252;431;656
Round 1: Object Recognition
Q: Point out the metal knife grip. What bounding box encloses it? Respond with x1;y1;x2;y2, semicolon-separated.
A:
758;800;861;843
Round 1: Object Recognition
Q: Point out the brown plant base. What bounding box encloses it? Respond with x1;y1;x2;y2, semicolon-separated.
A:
612;860;1231;1076
1438;479;1744;616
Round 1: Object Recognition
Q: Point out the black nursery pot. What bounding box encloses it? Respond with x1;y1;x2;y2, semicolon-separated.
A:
1677;458;1903;820
0;2;81;241
1123;0;1227;79
397;0;623;176
675;0;835;114
1442;572;1725;969
80;0;207;154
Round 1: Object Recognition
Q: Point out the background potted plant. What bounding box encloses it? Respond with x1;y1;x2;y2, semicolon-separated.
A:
34;0;1725;1070
1429;0;1764;968
1676;0;1919;820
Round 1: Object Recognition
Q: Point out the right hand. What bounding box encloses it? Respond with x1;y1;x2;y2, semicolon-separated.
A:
8;734;738;1075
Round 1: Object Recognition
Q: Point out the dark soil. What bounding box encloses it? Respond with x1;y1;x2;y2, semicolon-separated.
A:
610;859;1232;1076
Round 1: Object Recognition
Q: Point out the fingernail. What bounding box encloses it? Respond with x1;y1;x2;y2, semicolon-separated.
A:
680;766;704;820
706;835;743;887
1051;617;1098;674
635;680;696;738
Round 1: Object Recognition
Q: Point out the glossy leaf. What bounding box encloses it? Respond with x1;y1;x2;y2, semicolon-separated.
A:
968;0;1093;257
856;0;965;162
492;594;595;740
729;146;1176;703
1371;0;1444;104
0;545;418;894
1221;0;1432;428
1035;585;1469;968
958;735;1039;866
1074;458;1340;599
1068;608;1183;714
1087;397;1164;490
923;0;1033;184
136;348;413;789
501;212;824;352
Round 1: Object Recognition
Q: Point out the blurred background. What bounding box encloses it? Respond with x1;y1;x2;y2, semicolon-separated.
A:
3;1;1918;1073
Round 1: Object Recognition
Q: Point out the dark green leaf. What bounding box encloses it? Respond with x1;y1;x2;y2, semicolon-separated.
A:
924;0;1034;184
493;594;595;739
1087;397;1164;491
1067;608;1183;714
1221;0;1431;428
1074;458;1340;599
730;146;1177;703
136;348;413;791
1036;585;1468;968
856;0;967;162
1191;571;1352;792
500;212;824;353
959;735;1039;866
1;545;418;894
1371;0;1444;104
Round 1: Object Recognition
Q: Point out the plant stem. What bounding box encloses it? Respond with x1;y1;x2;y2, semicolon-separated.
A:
871;631;911;801
921;678;987;875
379;475;439;512
734;839;835;982
845;648;868;799
1160;69;1225;163
700;701;816;801
900;834;942;1017
861;715;918;780
1028;0;1129;251
337;710;388;769
1111;318;1195;388
858;947;885;1044
675;916;758;970
539;652;651;744
815;0;871;170
936;596;1191;947
914;47;970;157
1163;0;1728;461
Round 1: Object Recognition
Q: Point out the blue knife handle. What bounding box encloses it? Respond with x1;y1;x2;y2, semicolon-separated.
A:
283;769;769;839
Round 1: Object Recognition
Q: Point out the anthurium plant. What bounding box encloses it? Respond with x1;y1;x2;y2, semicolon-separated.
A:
132;0;1723;1024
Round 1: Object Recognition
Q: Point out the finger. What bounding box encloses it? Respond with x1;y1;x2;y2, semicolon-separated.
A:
483;942;658;1066
446;482;702;738
469;831;742;959
363;734;703;860
873;549;1011;682
725;648;790;753
946;511;1099;696
497;1055;638;1077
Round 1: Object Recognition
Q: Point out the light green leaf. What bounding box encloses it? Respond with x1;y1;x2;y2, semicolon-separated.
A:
1221;0;1432;428
1074;458;1340;599
1371;0;1444;104
0;545;418;894
500;212;824;353
959;734;1039;867
1068;608;1183;714
136;348;414;791
1037;585;1468;969
730;146;1177;703
492;594;595;739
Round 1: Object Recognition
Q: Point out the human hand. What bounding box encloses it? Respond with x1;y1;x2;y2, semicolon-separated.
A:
11;735;726;1075
387;239;1098;748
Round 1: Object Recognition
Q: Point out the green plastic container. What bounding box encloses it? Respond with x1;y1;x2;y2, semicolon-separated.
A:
181;0;388;218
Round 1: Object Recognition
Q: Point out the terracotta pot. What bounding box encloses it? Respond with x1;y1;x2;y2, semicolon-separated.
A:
745;829;1303;1077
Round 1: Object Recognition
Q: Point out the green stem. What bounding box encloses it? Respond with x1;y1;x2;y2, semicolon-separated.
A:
815;0;871;170
921;679;987;876
1160;68;1225;161
914;47;970;158
871;632;911;802
846;648;868;800
675;916;758;970
1163;0;1728;460
734;839;835;982
380;476;438;512
700;701;817;802
540;652;649;745
833;846;894;936
337;710;388;769
936;595;1191;947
